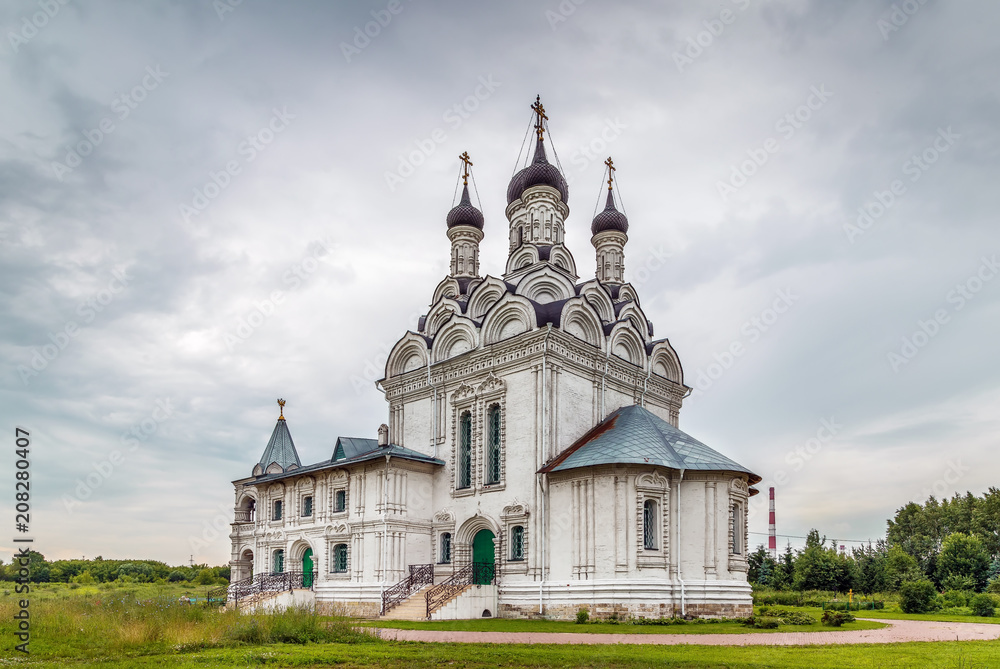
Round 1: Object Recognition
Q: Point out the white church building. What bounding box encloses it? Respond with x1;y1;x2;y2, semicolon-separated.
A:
226;98;760;620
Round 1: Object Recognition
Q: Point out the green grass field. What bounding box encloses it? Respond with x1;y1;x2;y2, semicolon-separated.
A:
3;584;997;668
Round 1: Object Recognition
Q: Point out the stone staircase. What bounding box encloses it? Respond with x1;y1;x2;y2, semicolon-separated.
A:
379;585;433;620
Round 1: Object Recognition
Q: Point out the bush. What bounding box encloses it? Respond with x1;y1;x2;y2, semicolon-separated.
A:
779;611;816;625
752;616;781;629
941;589;970;608
575;609;589;624
987;579;1000;595
969;594;996;617
821;610;856;627
900;580;939;614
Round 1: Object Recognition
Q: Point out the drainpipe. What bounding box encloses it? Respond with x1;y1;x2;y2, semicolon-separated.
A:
539;324;552;614
677;468;686;617
380;452;391;610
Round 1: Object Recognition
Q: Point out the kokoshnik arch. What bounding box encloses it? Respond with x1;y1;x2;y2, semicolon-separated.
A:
227;97;761;620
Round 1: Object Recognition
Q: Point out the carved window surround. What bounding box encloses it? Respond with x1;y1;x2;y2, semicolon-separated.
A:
635;471;670;570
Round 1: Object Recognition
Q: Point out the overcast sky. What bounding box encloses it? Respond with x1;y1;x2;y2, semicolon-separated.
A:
2;0;998;567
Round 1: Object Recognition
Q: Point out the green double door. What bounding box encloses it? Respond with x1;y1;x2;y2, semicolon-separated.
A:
302;548;314;588
472;529;495;585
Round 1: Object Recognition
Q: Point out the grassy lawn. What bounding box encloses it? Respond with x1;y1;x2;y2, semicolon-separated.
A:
361;614;884;634
13;640;1000;668
854;610;1000;624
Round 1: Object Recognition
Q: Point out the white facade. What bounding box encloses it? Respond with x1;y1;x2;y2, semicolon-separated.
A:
228;112;759;619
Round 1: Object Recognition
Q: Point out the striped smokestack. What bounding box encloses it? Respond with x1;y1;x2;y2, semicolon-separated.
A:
768;487;777;558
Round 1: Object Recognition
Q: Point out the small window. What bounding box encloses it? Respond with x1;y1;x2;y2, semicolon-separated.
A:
333;543;348;573
273;500;283;521
273;549;284;573
485;404;502;485
731;504;743;555
335;490;346;513
440;532;452;564
458;411;472;489
302;496;313;517
643;500;657;550
510;525;524;561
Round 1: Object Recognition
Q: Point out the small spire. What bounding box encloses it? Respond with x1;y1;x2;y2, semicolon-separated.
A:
531;95;548;142
605;156;616;191
459;151;473;186
277;398;286;420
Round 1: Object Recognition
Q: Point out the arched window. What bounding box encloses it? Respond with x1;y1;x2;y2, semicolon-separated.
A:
643;500;657;550
458;411;472;489
440;532;452;564
510;525;524;561
333;544;348;573
335;490;346;513
485;404;502;485
273;549;284;573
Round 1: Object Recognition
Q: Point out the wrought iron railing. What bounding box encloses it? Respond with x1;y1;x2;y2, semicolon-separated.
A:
425;561;495;618
381;563;434;615
208;570;318;605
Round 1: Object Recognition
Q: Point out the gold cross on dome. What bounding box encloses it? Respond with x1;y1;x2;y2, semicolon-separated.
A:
605;157;616;190
277;398;286;419
459;151;473;185
532;95;548;141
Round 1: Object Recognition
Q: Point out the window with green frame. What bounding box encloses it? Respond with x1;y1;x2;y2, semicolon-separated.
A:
439;532;452;564
510;525;524;561
273;549;284;573
335;489;346;513
332;543;348;573
458;411;472;489
273;500;283;521
302;496;313;517
485;404;502;485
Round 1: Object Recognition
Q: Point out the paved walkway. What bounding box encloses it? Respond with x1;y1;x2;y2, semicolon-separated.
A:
373;619;1000;646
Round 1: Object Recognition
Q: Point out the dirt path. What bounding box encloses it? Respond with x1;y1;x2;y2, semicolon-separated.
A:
372;618;1000;646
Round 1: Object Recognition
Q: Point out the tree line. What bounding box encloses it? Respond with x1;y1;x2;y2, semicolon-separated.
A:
749;488;1000;595
1;553;230;586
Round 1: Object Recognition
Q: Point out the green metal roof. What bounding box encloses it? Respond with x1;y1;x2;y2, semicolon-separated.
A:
539;404;760;483
257;418;301;471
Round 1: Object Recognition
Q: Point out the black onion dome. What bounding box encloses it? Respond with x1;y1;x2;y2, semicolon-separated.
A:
446;184;484;230
506;138;570;204
591;189;629;235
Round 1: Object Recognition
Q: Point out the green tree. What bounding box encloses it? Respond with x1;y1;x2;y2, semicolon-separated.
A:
886;545;923;591
853;542;888;595
936;532;991;591
972;488;1000;559
793;530;853;592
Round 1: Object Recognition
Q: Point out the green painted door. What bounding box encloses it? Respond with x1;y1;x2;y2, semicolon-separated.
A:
302;548;314;588
472;529;495;585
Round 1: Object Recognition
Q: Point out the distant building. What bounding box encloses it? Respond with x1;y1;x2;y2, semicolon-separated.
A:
228;99;760;620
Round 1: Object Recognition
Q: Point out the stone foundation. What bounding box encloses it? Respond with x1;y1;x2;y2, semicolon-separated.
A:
500;601;750;621
316;600;380;617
